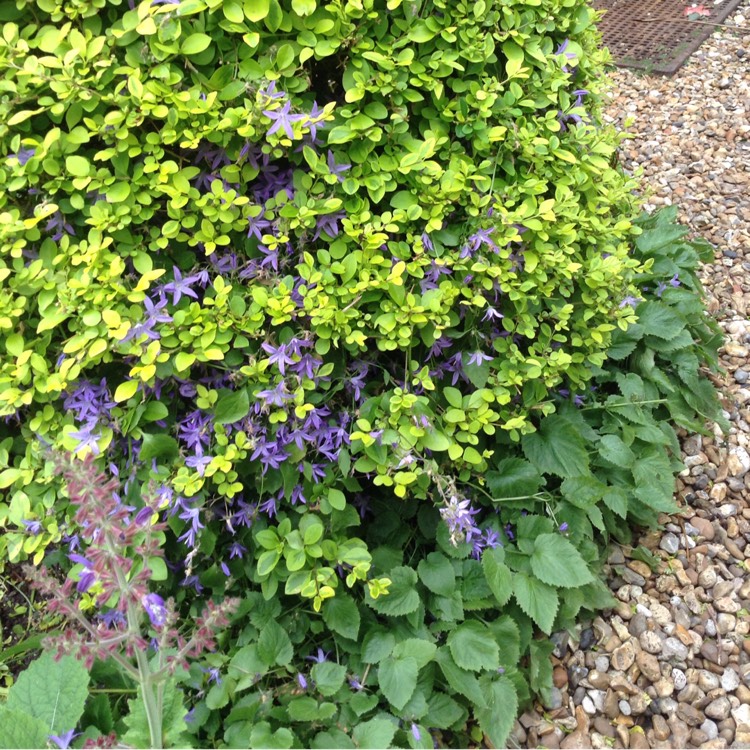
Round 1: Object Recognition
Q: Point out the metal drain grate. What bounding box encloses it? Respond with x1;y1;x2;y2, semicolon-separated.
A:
592;0;745;74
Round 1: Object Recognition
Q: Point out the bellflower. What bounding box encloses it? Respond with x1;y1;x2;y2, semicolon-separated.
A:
439;495;481;545
618;295;642;309
12;146;35;165
326;150;350;182
48;730;79;749
263;100;305;139
465;350;494;367
142;593;168;628
160;266;200;305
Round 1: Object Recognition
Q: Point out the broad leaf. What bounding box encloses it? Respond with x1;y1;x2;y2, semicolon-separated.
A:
482;546;513;606
476;677;518;750
434;648;486;707
361;627;396;663
417;552;455;596
257;621;293;666
310;662;347;697
522;416;589;478
635;301;685;340
6;651;89;735
447;621;499;672
322;593;360;640
122;678;190;748
486;458;542;499
366;566;420;616
378;655;418;710
0;708;50;749
598;434;636;468
351;717;396;749
530;534;594;588
529;639;555;706
214;388;250;425
513;573;559;633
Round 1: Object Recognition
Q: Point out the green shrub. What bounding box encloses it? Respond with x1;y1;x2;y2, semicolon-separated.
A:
0;0;722;746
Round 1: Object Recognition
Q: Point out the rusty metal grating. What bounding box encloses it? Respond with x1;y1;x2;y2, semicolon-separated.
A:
592;0;745;74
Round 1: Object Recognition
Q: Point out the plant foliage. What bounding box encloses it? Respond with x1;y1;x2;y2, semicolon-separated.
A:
0;0;723;743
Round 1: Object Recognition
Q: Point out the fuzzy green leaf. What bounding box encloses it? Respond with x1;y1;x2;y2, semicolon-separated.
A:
417;551;455;596
122;678;190;748
482;546;513;606
0;708;50;749
599;434;636;468
214;388;250;424
310;662;346;696
257;621;293;666
447;621;499;672
351;718;396;749
513;573;559;633
322;593;360;640
5;651;89;735
378;655;418;710
367;566;420;616
530;533;594;588
522;416;589;478
486;458;542;499
476;677;518;750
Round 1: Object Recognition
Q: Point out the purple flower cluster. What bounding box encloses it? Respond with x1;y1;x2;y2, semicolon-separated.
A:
439;494;481;546
64;379;117;455
120;295;173;344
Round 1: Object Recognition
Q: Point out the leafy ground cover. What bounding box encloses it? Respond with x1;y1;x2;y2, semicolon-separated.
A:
0;0;724;746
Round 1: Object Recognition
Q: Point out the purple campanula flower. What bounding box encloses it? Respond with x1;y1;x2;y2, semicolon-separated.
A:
572;89;589;107
202;666;222;684
259;81;285;101
411;723;421;741
12;147;35;165
247;212;273;241
465;350;494;367
504;522;515;541
160;266;200;305
263;100;305;139
559;522;569;532
618;295;641;309
256;382;294;408
69;419;101;455
177;502;205;548
482;306;504;322
440;495;481;545
297;672;308;690
45;211;75;241
326;151;350;182
48;730;79;749
313;210;345;240
261;341;296;375
69;553;96;593
228;542;246;559
421;232;434;253
22;519;42;535
185;454;212;476
348;676;363;691
220;561;231;576
305;648;329;663
142;593;168;628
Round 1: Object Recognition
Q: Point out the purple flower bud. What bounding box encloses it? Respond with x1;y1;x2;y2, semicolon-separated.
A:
559;522;569;532
134;506;154;525
297;672;308;690
142;593;168;628
411;723;421;741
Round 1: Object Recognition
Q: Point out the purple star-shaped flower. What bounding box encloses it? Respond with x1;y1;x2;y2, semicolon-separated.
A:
161;266;200;305
48;730;79;749
263;100;305;139
326;150;350;182
465;351;494;366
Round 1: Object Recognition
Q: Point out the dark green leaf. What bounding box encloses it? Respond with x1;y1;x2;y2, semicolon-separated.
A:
139;433;180;462
434;648;486;707
214;388;250;424
322;593;360;640
529;640;555;706
476;677;518;750
486;458;542;499
530;534;594;588
417;552;455;596
513;573;559;633
635;301;685;340
378;655;418;710
599;434;635;468
310;662;346;696
522;415;589;478
257;621;293;666
425;692;466;729
366;566;420;616
482;546;513;606
361;627;396;663
447;621;499;672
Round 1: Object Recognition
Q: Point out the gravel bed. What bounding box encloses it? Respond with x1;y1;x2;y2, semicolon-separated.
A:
515;6;750;749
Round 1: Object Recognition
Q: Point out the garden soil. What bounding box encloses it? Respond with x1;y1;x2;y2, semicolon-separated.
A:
514;3;750;748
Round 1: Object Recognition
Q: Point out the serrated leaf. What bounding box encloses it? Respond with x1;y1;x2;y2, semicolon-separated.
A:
489;614;521;667
486;458;542;499
257;621;293;665
635;301;685;340
522;415;589;478
352;718;396;749
417;552;455;596
513;573;559;633
122;678;189;748
0;708;49;749
482;546;513;606
530;534;594;588
434;648;486;707
362;627;396;663
476;677;518;750
425;692;465;729
603;486;628;518
367;566;420;616
529;640;555;706
599;434;636;468
214;388;250;425
392;638;437;668
378;655;418;710
6;651;89;734
310;661;346;696
447;621;499;672
322;593;360;640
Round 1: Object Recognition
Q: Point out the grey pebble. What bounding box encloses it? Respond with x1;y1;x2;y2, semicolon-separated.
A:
659;532;680;555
